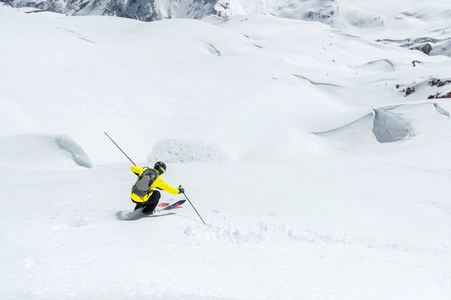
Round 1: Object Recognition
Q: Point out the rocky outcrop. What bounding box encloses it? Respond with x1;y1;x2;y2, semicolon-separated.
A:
396;78;451;100
377;37;451;57
6;0;340;23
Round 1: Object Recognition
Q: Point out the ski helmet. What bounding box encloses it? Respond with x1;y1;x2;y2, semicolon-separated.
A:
154;161;167;174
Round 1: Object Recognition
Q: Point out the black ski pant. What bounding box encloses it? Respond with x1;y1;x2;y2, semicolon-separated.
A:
133;190;161;214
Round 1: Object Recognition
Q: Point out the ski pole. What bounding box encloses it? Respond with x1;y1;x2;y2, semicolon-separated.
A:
180;185;206;225
104;131;136;166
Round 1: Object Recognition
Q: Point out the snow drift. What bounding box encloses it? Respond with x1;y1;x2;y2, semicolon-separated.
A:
147;139;229;163
0;133;92;170
314;100;451;156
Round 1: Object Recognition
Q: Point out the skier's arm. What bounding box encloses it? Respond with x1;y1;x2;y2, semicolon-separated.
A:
131;165;144;176
153;177;180;195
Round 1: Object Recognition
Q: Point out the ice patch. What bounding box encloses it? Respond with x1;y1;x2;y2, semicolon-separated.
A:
147;139;228;163
372;108;412;143
54;135;92;168
0;133;92;170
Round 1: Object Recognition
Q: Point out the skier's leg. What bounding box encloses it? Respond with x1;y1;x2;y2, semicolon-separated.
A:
133;201;143;211
142;190;161;214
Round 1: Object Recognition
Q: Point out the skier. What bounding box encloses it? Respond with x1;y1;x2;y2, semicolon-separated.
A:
130;161;184;214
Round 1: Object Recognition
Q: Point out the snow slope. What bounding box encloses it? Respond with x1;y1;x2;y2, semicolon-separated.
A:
1;3;451;299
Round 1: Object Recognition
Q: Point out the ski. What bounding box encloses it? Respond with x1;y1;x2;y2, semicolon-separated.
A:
117;199;186;220
156;199;186;212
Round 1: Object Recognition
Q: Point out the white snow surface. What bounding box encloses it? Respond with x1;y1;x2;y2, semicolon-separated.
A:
1;3;451;299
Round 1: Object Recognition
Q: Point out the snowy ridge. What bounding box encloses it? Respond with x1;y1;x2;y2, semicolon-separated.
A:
6;0;451;60
6;0;451;49
6;0;339;22
314;100;451;162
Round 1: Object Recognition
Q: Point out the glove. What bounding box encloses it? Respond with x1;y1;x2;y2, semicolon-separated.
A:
178;187;185;194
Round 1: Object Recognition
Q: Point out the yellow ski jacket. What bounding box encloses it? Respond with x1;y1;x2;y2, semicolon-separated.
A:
130;165;180;203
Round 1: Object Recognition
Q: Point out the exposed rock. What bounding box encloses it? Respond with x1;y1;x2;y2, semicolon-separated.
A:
428;92;451;99
405;87;415;96
6;0;340;24
395;84;416;97
412;60;422;67
429;78;451;88
416;43;432;55
377;37;451;57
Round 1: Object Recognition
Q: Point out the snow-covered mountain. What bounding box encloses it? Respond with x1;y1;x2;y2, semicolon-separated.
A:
4;0;338;22
1;1;451;298
6;0;224;20
6;0;451;58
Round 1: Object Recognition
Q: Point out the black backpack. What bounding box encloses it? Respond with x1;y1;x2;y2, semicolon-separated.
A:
132;168;159;198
